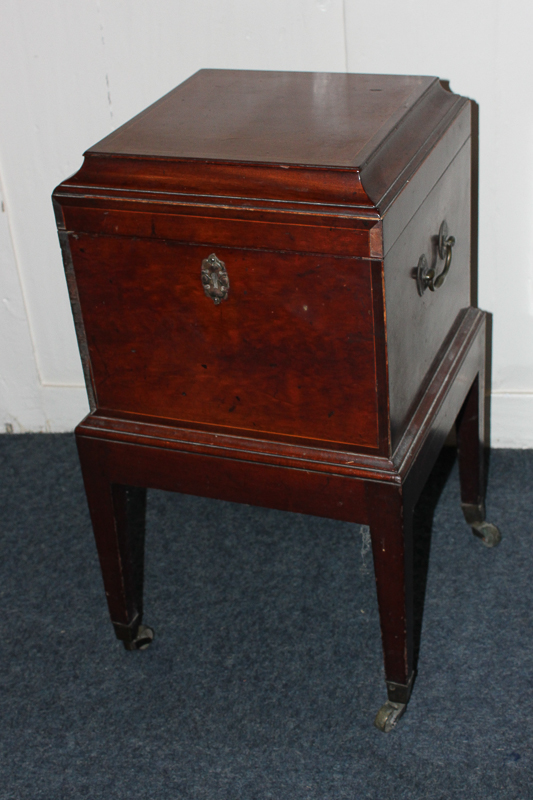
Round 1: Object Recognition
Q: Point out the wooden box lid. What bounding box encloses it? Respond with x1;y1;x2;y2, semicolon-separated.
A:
58;70;469;212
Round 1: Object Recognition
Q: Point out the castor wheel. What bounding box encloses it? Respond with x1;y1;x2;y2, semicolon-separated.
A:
471;521;501;548
123;624;155;651
374;700;406;732
461;503;501;548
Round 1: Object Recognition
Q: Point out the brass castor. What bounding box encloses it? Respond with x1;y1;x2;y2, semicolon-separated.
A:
123;624;155;651
374;701;406;733
471;520;501;548
462;503;501;548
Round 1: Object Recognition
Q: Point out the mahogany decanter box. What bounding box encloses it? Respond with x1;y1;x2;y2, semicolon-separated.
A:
53;70;500;732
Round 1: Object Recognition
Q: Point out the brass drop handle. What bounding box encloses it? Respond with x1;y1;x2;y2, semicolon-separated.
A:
416;221;456;296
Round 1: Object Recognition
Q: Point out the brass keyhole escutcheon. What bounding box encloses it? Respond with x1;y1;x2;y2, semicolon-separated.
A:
201;253;230;305
416;221;456;296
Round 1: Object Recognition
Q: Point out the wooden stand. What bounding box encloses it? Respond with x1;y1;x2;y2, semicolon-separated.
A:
75;307;499;732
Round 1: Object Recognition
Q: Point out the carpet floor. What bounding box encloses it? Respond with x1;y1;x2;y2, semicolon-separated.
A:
0;434;531;799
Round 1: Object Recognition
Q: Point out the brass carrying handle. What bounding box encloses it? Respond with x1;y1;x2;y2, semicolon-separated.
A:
416;221;456;296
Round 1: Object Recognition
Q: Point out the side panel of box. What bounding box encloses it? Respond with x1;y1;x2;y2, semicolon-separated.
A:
379;102;471;256
384;140;471;451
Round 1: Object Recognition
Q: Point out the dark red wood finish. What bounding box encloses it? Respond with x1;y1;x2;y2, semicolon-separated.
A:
53;70;496;729
69;234;380;448
366;482;414;688
456;374;485;510
385;140;472;448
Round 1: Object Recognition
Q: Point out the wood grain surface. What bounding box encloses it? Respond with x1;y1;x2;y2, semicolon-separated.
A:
70;233;381;448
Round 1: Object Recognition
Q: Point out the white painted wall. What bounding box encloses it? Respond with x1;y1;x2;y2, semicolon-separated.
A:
1;0;531;444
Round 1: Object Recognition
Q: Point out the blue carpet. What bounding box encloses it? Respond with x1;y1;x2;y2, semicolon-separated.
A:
0;434;530;799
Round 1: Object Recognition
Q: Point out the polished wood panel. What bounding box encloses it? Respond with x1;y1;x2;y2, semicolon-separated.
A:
61;203;379;259
379;102;471;255
71;234;380;447
456;373;485;509
87;71;435;166
58;156;375;208
384;141;471;449
56;71;466;212
366;482;413;688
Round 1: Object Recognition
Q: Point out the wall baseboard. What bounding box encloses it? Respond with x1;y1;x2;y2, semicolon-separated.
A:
0;385;89;434
1;389;532;448
490;393;533;448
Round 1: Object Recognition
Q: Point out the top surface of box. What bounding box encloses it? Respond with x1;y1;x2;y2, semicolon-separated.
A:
58;70;469;212
89;70;438;168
